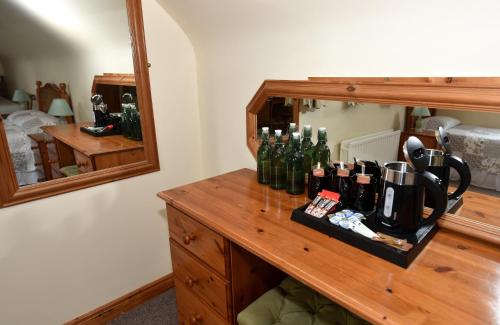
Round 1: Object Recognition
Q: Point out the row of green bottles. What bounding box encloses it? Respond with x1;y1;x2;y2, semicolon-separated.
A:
257;124;331;194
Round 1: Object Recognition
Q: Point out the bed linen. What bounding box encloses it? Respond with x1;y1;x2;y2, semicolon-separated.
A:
446;124;500;191
0;96;24;115
4;110;62;185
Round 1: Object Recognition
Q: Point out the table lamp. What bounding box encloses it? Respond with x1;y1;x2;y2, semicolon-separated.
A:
412;107;431;131
12;89;31;109
48;98;74;123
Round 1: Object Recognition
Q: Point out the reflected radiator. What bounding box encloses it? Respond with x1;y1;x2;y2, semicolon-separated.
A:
340;129;401;163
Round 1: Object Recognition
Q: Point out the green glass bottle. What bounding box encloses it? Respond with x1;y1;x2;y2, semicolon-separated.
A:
257;127;271;184
286;132;305;195
284;122;297;162
270;129;286;190
301;125;314;179
312;127;331;168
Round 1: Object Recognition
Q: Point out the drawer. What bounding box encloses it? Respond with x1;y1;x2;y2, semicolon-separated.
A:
167;205;228;277
74;150;94;173
171;240;231;320
175;280;229;325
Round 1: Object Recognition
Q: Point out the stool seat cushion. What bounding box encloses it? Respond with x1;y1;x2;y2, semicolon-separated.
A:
237;277;369;325
60;165;80;177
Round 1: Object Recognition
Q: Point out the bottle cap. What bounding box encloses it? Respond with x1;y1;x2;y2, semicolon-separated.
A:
290;123;296;127
319;127;326;133
262;127;269;134
275;129;282;136
292;132;300;140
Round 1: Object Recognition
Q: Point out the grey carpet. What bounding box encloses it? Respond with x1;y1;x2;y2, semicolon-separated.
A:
108;288;178;325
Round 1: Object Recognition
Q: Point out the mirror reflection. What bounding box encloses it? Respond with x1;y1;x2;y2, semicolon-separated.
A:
0;0;142;187
257;97;500;227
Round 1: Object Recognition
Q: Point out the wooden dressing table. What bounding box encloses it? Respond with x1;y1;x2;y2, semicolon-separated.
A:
158;169;500;325
42;123;145;175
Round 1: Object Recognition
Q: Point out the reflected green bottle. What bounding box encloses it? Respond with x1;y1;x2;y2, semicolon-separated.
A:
284;122;297;162
257;127;272;184
301;125;314;179
286;132;305;195
284;122;297;180
270;129;286;190
312;127;331;168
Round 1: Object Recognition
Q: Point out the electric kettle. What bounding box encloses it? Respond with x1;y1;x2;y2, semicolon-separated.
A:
425;127;471;208
376;136;447;234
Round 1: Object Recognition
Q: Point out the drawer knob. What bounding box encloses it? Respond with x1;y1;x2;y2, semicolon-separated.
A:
183;234;196;245
185;276;199;288
189;314;202;324
346;85;356;92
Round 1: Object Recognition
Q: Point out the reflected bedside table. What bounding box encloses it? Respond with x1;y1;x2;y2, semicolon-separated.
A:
398;129;438;160
28;133;57;181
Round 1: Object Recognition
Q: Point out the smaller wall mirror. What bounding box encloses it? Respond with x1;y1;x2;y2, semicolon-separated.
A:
0;0;158;207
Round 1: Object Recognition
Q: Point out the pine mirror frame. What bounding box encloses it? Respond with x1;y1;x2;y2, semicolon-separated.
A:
246;77;500;244
0;0;159;208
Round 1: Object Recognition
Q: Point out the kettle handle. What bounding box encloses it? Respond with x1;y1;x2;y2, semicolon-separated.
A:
420;171;447;226
447;155;471;200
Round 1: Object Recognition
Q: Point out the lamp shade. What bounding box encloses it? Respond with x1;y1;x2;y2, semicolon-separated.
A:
48;98;73;117
12;89;30;103
411;107;431;117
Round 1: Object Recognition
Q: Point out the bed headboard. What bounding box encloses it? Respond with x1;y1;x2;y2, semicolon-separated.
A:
35;81;72;114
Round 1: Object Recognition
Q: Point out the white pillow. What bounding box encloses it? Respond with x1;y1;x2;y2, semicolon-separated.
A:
421;116;461;131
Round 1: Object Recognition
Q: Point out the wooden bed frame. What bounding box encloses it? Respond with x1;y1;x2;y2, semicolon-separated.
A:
35;81;74;122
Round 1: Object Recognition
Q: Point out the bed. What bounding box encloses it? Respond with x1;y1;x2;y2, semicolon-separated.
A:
420;115;500;192
3;81;72;186
0;96;24;116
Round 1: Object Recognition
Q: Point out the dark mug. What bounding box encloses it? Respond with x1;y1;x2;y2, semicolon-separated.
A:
351;175;377;212
332;169;352;208
307;168;334;200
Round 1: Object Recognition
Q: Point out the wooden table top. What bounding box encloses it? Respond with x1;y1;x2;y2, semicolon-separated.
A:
41;123;143;157
158;168;500;325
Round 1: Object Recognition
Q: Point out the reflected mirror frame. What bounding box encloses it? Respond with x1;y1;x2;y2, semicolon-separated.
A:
246;77;500;245
0;0;159;208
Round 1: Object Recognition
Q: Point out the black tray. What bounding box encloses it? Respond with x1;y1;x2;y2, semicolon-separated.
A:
291;204;438;268
80;126;122;137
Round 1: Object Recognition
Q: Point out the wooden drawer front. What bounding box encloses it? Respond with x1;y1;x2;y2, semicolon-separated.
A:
175;280;229;325
171;241;230;320
167;206;228;277
74;150;94;173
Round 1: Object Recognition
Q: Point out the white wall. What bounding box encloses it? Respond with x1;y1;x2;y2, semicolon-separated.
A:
0;1;202;324
300;101;405;160
0;0;134;122
160;0;500;177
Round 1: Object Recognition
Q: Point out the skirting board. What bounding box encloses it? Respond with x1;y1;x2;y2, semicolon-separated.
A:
65;273;174;325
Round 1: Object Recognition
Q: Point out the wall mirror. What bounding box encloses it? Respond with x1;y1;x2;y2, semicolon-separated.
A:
246;77;500;243
0;0;158;207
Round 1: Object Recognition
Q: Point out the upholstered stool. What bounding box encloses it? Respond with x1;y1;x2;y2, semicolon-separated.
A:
60;165;80;177
237;277;369;325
